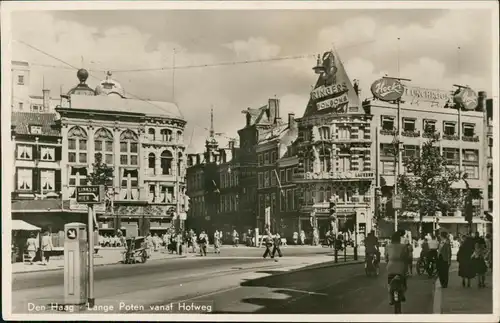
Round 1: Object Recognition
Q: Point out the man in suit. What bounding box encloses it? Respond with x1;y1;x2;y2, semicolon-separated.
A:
437;231;452;288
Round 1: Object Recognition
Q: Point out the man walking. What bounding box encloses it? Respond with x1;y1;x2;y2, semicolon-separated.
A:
437;231;452;288
262;229;273;259
271;232;283;261
198;230;208;256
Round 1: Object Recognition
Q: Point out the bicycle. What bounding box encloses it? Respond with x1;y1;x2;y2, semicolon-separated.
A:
416;257;427;276
389;275;405;314
365;252;380;277
426;257;438;278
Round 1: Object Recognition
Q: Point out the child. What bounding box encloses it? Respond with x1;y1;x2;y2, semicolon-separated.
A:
471;242;487;288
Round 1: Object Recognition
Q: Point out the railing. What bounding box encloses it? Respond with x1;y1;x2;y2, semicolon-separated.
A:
462;136;479;142
423;132;440;139
380;129;396;136
296;170;374;181
402;130;421;138
443;134;459;141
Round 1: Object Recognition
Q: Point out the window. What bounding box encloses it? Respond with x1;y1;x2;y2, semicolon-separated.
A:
18;102;24;111
337;126;350;140
286;168;292;182
30;126;42;134
120;169;139;200
337;153;351;172
41;170;55;191
403;118;416;132
17;145;33;160
94;128;114;165
443;122;456;136
271;169;276;186
259;195;265;217
318;187;325;203
177;152;183;177
31;105;41;112
286;189;294;211
264;153;269;165
381;161;395;175
319;127;331;140
68;167;88;198
160;150;173;175
160;129;172;141
40;147;55;161
319;148;331;172
17;168;32;190
177;131;183;142
380;144;395;157
280;170;286;183
403;145;419;159
258;172;263;188
120;130;138;166
464;165;479;179
148;153;156;174
423;119;436;133
488;138;493;158
67;126;88;164
443;148;459;164
258;154;263;166
463;123;475;137
18;75;24;85
463;149;479;163
280;190;286;211
381;116;395;131
271;193;276;214
148;128;155;141
264;171;270;187
271;151;277;163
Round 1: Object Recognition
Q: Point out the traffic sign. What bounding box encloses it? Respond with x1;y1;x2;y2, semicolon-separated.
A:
76;185;105;204
66;228;77;240
393;195;402;209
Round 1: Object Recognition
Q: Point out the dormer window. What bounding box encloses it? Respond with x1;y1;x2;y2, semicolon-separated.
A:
30;125;42;135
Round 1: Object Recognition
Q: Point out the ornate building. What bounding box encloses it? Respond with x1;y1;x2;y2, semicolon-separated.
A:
57;69;188;237
294;50;375;238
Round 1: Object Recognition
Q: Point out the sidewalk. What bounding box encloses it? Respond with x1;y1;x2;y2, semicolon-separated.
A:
434;265;493;314
12;248;186;274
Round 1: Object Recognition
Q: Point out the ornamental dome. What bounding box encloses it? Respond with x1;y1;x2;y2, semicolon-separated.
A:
95;71;125;98
67;68;96;96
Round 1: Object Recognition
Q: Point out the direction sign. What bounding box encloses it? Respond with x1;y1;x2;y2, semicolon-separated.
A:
393;195;402;210
66;228;77;240
76;185;105;204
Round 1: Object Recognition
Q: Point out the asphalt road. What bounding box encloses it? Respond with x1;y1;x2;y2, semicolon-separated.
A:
12;255;435;315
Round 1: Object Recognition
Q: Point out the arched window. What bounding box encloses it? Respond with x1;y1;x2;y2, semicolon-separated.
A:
160;129;172;142
325;186;332;202
148;152;156;174
68;126;88;164
319;127;330;140
148;128;155;141
94;128;114;165
161;150;173;175
318;187;325;203
177;130;183;142
120;130;138;166
319;147;331;172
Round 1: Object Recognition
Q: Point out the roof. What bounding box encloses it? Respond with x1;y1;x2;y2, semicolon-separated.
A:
258;123;289;144
302;49;361;118
11;112;60;136
69;95;184;120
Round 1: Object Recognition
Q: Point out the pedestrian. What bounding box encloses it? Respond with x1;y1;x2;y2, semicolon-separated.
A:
436;231;452;288
41;231;54;265
232;229;239;247
198;230;208;256
405;238;414;275
292;231;299;245
262;229;273;259
146;233;153;258
484;233;492;270
471;242;488;288
25;233;38;265
457;236;475;288
214;230;221;254
312;228;319;246
271;232;283;261
299;230;306;245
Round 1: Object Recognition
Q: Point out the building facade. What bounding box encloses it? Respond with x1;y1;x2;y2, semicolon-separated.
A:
294;51;375;240
11;60;61;113
53;69;188;237
367;84;491;236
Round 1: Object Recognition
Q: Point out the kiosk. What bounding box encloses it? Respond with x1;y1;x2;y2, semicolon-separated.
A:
64;222;88;308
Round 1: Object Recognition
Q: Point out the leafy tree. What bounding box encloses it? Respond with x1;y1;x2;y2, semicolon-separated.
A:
87;153;114;187
397;135;465;234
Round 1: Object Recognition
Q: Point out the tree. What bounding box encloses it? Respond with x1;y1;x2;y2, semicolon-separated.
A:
397;135;464;234
87;153;114;186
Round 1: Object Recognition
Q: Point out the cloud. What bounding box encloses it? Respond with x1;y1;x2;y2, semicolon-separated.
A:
223;37;281;60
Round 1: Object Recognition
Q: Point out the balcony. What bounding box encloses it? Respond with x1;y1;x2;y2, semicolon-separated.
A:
351;195;372;204
294;170;374;182
402;130;421;138
380;129;396;136
423;132;440;139
443;134;459;141
462;135;479;142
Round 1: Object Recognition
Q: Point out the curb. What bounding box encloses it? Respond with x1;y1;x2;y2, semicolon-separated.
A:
12;255;188;274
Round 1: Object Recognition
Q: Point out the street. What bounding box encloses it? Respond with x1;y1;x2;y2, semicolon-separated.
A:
13;254;435;314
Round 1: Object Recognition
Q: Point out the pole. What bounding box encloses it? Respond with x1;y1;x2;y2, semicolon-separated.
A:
394;98;401;233
88;205;95;307
353;214;358;260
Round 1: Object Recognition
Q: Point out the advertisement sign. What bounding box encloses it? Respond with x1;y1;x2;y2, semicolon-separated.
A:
371;78;404;101
265;207;270;226
453;87;478;110
311;82;349;101
316;93;349;111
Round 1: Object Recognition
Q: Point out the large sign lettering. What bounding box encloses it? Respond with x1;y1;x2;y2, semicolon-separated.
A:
316;93;349;111
403;87;453;103
371;78;404;101
453;87;478;111
311;82;348;101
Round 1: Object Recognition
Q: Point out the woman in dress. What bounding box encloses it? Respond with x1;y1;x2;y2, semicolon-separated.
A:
214;230;221;254
457;236;475;288
25;233;38;264
471;242;488;288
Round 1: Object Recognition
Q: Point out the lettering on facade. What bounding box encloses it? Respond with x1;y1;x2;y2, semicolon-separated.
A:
311;83;349;101
316;93;349;112
371;78;404;101
403;87;453;103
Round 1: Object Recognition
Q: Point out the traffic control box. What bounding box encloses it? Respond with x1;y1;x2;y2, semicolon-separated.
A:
64;222;88;306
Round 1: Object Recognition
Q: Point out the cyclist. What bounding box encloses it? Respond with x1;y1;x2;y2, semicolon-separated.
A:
385;231;409;304
427;233;439;275
365;230;380;271
419;238;430;269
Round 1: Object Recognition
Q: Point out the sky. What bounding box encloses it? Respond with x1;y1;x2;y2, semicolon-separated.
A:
9;7;495;153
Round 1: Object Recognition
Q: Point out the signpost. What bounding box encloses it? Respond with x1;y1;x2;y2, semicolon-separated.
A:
75;185;104;308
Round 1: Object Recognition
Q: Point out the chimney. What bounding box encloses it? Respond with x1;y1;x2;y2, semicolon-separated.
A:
478;91;487;112
270;98;281;124
288;113;296;129
42;89;50;113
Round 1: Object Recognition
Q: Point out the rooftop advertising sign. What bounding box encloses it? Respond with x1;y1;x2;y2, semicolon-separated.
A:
453;87;478;110
370;78;404;101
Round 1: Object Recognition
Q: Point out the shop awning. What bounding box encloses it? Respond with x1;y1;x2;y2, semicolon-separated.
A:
12;220;41;231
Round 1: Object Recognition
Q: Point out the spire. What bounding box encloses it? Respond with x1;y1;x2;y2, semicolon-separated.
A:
210;107;214;138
